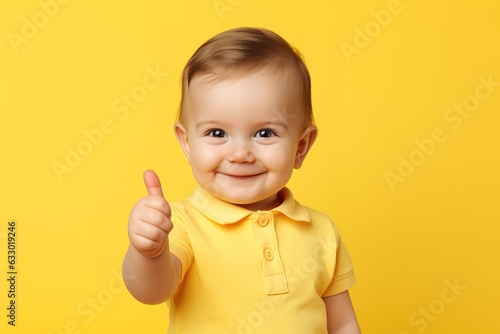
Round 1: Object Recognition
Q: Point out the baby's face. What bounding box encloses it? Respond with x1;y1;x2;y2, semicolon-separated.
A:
175;70;316;211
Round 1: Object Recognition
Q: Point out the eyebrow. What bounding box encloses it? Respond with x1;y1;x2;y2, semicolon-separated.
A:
195;121;221;130
257;120;288;129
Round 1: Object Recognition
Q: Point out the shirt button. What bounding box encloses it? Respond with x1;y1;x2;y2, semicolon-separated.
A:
259;216;269;227
264;248;274;261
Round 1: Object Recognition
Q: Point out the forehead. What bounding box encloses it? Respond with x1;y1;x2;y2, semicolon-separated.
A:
184;70;304;125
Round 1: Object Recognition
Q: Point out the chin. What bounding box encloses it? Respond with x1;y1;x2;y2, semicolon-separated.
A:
219;194;259;205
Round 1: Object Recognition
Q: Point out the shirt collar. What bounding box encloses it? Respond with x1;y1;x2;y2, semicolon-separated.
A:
187;187;311;225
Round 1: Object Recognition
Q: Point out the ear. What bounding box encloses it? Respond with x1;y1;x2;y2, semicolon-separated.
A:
294;125;318;169
174;122;191;163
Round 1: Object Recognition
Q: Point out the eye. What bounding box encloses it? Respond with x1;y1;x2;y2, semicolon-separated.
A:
207;129;227;138
254;129;276;138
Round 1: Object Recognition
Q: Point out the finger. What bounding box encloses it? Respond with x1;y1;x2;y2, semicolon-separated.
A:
129;233;167;258
143;196;171;218
134;219;170;242
138;208;172;232
143;170;164;197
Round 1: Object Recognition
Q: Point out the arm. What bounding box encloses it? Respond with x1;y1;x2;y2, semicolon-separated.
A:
122;170;181;305
123;245;181;304
323;290;361;334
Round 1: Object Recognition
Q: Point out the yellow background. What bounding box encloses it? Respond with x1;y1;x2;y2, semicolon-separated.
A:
1;0;499;333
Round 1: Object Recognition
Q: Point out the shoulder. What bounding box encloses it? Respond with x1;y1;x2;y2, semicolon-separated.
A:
169;199;191;218
280;191;345;254
294;199;341;236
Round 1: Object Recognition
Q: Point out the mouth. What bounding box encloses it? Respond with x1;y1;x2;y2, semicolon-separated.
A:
217;172;265;180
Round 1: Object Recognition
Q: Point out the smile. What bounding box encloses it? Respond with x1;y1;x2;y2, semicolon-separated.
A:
217;172;265;180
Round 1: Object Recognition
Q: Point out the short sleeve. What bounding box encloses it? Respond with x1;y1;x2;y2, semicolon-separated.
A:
322;234;356;297
168;202;194;282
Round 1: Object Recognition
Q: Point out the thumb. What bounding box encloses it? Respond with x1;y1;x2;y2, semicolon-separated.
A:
143;170;164;197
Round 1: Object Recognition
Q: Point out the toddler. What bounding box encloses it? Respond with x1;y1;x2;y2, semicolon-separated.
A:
123;27;361;334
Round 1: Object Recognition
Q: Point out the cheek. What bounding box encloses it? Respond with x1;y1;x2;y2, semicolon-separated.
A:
260;145;296;170
190;144;221;172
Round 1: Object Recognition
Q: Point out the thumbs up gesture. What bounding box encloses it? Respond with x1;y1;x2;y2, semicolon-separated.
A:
128;170;173;259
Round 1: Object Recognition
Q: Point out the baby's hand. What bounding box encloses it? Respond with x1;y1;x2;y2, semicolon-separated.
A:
128;170;173;259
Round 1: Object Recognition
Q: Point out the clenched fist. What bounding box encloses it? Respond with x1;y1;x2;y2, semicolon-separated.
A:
128;170;173;259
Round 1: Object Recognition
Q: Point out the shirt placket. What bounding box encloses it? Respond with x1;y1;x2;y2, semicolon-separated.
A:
253;211;288;295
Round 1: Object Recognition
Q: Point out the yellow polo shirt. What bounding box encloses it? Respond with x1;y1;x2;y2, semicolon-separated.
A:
167;187;355;334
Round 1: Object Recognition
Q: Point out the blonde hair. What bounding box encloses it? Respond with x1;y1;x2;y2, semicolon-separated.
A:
178;27;313;125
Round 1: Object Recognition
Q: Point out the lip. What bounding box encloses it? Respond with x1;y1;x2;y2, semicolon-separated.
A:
217;172;265;179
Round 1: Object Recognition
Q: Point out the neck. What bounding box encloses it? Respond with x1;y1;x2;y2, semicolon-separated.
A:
237;193;282;211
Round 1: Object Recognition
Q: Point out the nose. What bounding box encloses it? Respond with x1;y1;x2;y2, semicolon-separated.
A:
227;140;255;163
